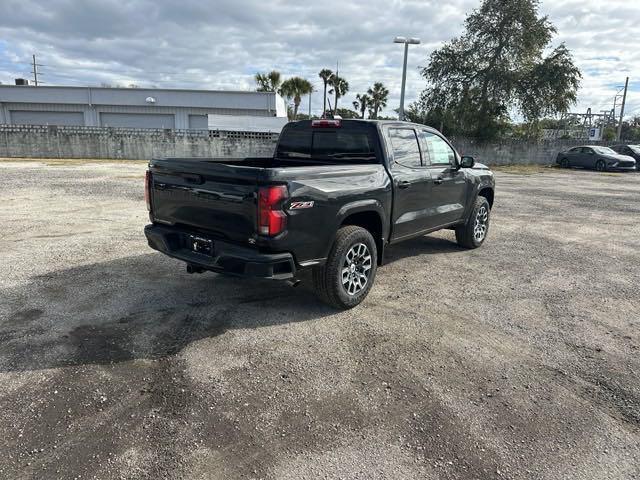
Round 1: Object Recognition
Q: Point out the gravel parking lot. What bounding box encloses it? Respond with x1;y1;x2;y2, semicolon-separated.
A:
0;159;639;480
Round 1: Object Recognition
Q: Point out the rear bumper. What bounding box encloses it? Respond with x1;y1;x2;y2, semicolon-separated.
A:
144;224;296;280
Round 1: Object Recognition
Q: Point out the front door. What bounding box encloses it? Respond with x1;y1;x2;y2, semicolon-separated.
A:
419;131;468;228
387;127;436;240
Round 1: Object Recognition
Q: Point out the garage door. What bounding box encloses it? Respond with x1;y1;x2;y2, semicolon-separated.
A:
11;111;84;126
100;113;175;129
188;115;208;130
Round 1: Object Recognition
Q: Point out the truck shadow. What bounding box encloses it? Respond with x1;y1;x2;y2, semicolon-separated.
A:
1;235;464;373
0;253;333;373
383;233;465;265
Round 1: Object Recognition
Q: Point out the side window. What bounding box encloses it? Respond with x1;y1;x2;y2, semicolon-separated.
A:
582;147;593;154
389;128;422;168
569;147;581;153
421;131;456;165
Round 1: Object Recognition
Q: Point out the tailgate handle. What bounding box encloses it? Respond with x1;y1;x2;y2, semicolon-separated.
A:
183;174;204;185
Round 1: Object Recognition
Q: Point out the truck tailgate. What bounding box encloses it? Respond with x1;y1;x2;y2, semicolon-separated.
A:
149;158;262;244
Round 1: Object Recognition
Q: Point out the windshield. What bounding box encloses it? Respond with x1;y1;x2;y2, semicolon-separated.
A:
593;146;616;155
276;123;378;164
629;145;640;154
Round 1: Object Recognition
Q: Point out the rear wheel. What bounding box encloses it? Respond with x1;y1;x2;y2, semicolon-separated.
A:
596;159;607;172
313;226;377;309
455;196;491;249
560;157;569;168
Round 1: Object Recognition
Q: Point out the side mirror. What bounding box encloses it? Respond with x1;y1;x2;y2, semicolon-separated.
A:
460;155;475;168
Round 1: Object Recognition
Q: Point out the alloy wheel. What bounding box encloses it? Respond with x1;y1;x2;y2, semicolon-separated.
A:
341;243;372;296
474;206;489;242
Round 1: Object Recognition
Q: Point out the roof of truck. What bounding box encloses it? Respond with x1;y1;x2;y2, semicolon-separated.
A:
288;119;442;134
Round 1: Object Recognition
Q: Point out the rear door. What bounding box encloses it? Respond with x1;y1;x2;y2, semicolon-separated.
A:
565;147;582;167
580;147;596;168
420;131;468;227
386;127;435;240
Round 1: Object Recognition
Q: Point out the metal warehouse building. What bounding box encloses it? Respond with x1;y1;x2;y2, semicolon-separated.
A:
0;85;287;130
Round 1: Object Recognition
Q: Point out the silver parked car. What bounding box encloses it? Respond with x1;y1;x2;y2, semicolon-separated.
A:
556;146;636;172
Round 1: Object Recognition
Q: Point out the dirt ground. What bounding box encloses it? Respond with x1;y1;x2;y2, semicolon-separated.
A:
0;160;639;480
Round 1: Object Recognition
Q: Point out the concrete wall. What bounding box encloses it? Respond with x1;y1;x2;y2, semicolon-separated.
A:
452;138;612;166
0;124;619;164
0;125;278;160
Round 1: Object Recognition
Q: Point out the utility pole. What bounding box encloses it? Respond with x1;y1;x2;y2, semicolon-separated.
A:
32;54;38;86
31;54;45;86
617;77;629;141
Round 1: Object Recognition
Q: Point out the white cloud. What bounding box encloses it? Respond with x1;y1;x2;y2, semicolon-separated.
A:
0;0;638;118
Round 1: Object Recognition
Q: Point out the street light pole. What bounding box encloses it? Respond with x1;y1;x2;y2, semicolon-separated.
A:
394;36;420;121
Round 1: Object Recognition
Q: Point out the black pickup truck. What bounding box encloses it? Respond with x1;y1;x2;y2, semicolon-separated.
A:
144;119;495;308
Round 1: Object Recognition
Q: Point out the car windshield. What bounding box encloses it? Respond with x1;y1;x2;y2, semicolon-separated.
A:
629;145;640;154
593;147;616;155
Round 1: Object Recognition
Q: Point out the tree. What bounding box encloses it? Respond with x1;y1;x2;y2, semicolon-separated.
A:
620;116;640;142
280;77;314;120
318;69;334;118
255;70;282;93
419;0;581;141
517;44;581;136
367;82;389;119
328;75;349;116
353;94;370;119
335;108;360;119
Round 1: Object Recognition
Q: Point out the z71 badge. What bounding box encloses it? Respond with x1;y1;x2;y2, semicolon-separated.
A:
289;201;315;210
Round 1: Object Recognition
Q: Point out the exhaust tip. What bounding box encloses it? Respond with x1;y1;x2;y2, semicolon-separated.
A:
186;264;205;274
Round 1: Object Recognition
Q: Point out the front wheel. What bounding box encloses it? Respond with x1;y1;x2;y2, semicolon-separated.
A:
560;157;569;168
313;226;377;309
455;196;491;249
595;159;607;172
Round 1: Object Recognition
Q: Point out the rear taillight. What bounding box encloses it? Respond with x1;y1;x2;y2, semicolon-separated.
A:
258;185;288;236
144;170;152;211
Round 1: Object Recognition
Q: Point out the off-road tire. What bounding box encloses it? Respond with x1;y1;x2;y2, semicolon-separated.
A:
312;226;377;309
455;196;491;249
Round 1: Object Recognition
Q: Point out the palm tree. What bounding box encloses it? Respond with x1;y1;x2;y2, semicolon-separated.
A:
328;75;349;116
367;82;389;119
318;69;334;118
280;77;314;120
353;94;370;119
255;70;282;93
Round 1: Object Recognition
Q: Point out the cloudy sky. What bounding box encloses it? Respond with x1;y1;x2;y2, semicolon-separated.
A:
0;0;638;119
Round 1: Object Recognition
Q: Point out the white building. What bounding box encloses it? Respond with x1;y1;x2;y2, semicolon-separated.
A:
0;84;287;131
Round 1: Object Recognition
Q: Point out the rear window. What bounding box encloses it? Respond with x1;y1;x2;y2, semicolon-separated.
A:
276;123;377;163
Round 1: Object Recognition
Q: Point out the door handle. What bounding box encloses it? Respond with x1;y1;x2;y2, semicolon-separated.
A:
434;177;444;185
398;180;411;189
